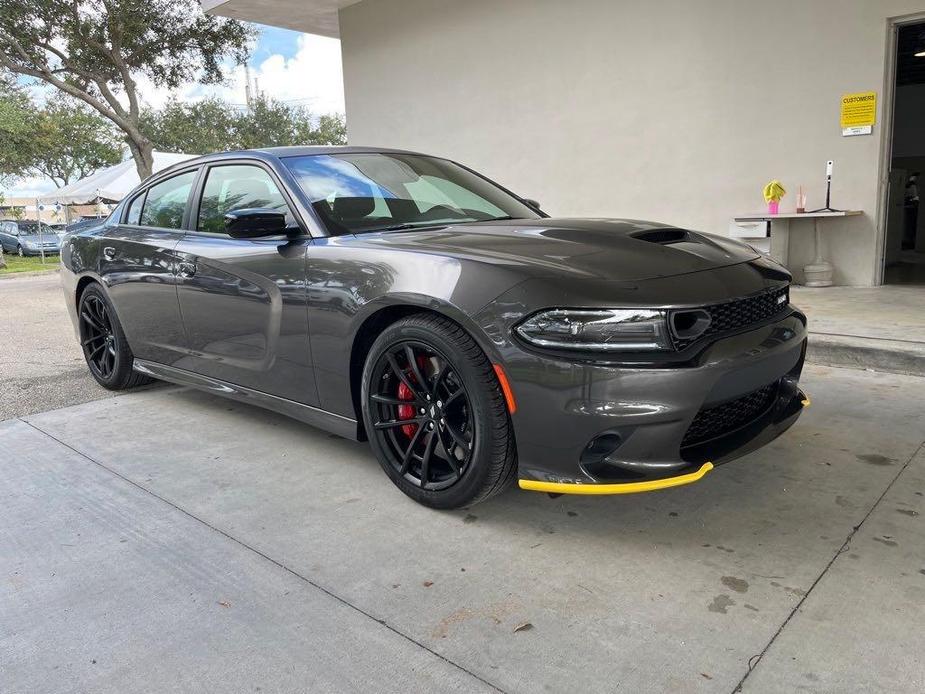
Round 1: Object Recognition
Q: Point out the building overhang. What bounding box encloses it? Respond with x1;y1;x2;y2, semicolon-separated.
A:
201;0;361;38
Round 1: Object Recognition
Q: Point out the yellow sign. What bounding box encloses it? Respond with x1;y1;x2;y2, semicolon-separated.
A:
840;92;876;128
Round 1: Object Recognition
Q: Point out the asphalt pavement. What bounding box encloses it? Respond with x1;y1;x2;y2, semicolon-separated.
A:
2;360;924;693
3;271;924;692
0;272;160;420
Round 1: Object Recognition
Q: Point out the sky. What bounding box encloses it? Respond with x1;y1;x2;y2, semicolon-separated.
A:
5;24;345;197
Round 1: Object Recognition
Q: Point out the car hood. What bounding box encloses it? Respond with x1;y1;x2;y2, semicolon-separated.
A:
355;218;759;281
17;234;61;244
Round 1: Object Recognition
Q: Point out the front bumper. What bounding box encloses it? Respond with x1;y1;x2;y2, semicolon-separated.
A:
21;245;61;256
503;310;808;493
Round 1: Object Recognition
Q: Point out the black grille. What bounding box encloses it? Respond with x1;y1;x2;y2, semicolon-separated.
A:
671;285;789;350
681;382;778;448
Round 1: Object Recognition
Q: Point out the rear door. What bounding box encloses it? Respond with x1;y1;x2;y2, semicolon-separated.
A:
174;160;317;405
99;168;198;365
0;222;15;252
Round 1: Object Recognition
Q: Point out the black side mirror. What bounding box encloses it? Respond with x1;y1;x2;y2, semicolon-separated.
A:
224;208;287;238
523;198;542;211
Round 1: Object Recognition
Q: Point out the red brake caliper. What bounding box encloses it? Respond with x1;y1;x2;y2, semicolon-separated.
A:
397;380;417;438
396;356;428;438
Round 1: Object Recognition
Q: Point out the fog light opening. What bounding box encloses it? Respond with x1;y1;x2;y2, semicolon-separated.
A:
580;433;623;466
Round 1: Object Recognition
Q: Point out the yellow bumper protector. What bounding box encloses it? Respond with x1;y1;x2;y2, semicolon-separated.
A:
801;394;811;408
518;462;713;496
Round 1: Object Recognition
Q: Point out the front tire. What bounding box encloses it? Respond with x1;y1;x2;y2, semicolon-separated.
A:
16;244;23;257
78;284;152;390
361;314;517;509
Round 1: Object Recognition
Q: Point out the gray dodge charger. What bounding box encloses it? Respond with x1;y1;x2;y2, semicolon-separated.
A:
61;147;808;508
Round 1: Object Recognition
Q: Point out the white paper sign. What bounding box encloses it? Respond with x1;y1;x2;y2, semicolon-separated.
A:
842;125;873;137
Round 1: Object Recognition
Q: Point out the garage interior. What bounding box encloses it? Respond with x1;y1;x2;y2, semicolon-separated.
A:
885;21;925;285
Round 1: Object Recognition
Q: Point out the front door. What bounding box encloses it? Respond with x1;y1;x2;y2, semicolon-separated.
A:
100;168;197;366
174;162;317;406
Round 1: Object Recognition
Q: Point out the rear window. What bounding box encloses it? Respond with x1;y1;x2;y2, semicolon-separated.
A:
126;192;146;226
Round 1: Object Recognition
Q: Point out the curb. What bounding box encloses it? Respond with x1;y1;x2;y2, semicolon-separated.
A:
0;267;61;280
806;332;925;378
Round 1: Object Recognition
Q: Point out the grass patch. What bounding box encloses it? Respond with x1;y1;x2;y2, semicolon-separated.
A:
0;253;60;275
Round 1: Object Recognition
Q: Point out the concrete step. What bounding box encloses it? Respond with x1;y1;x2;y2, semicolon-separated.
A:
806;331;925;377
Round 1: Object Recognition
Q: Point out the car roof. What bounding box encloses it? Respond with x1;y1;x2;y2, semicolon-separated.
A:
147;145;435;187
254;145;428;158
180;145;428;167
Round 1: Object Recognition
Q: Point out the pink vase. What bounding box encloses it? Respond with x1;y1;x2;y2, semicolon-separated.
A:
767;200;780;215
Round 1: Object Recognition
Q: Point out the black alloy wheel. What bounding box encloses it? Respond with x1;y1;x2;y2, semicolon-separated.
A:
369;340;474;491
78;284;152;390
80;293;118;380
362;313;517;509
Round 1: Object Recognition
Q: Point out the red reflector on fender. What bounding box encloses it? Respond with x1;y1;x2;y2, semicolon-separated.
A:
493;364;517;414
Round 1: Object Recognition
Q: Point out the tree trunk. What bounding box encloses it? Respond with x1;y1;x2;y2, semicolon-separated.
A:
125;135;154;180
0;246;6;270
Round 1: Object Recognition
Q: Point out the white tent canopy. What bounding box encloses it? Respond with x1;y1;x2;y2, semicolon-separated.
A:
38;152;197;205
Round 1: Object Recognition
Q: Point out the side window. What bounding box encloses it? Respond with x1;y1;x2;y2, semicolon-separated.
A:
197;164;290;234
125;191;146;226
139;170;196;229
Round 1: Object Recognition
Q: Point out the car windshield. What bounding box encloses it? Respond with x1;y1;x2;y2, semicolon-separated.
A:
17;221;54;235
283;152;541;235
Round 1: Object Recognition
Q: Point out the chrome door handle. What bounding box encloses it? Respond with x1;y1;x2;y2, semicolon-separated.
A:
177;261;196;278
102;246;116;261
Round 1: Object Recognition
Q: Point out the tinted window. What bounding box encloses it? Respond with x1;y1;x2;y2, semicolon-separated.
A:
139;170;196;229
125;191;145;226
283;153;540;235
197;164;290;234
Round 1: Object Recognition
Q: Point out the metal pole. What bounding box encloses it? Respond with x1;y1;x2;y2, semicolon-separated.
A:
35;197;45;264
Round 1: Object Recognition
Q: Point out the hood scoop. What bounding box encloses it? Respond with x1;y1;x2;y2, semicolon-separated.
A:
631;228;691;245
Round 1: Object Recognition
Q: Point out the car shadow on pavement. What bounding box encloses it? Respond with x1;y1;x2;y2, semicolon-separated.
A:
155;385;890;561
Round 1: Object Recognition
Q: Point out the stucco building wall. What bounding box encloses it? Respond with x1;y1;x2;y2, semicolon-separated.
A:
338;0;925;285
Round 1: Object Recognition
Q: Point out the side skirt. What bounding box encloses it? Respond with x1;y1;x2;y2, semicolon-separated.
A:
133;359;360;441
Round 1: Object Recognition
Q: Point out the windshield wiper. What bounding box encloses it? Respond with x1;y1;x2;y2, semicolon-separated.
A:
358;220;461;234
455;216;523;224
357;216;523;234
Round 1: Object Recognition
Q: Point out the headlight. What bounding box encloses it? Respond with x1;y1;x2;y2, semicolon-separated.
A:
515;309;672;352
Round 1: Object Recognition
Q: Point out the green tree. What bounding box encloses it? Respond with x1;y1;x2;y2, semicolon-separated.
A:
1;79;122;186
0;76;36;187
33;100;123;186
0;0;253;179
141;95;347;154
139;98;238;155
313;114;348;147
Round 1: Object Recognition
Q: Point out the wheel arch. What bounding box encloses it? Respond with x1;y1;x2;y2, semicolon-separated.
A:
348;299;504;439
75;274;100;307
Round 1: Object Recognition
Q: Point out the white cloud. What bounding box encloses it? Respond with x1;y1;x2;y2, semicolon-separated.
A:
137;34;345;115
4;175;57;198
245;34;345;114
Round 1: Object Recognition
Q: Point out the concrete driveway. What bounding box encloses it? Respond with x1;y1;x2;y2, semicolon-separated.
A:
0;273;165;420
3;360;924;693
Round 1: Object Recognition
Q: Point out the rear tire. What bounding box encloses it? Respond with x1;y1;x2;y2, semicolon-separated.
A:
16;244;23;257
78;284;153;390
361;313;517;509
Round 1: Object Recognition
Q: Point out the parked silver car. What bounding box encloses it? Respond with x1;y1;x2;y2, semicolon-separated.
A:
0;220;62;256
